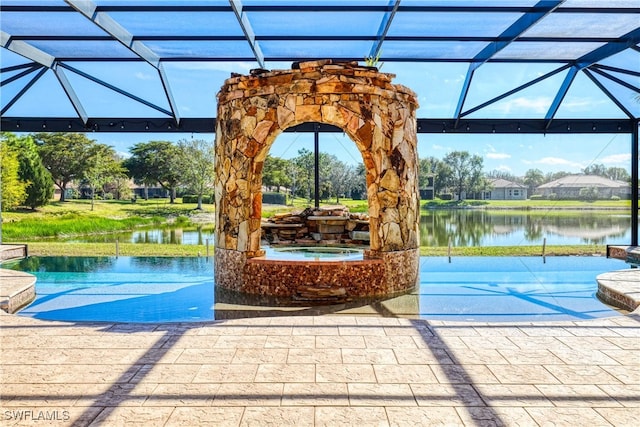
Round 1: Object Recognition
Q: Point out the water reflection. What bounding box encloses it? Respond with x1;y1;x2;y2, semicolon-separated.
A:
47;211;630;247
420;209;630;246
130;227;215;245
11;256;114;273
62;227;215;245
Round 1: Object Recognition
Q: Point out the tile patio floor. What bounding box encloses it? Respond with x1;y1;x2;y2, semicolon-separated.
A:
1;311;638;426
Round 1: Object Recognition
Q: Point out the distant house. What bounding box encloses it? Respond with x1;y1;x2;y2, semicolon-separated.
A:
420;174;435;200
483;178;528;200
131;184;169;199
536;175;630;199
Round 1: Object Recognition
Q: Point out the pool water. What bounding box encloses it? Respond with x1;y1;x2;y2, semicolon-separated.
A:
263;246;363;261
4;255;628;323
416;256;627;322
7;257;215;323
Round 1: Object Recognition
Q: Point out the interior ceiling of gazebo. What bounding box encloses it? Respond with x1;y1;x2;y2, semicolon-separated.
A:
1;0;639;134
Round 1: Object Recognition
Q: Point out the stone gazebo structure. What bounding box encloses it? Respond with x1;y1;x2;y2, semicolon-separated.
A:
214;59;420;299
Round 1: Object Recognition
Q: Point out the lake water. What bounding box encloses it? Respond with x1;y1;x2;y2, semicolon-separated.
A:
420;209;630;246
61;227;215;245
51;209;631;247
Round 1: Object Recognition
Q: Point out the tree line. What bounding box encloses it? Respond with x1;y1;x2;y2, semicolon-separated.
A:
419;152;630;200
262;148;364;203
1;132;214;211
1;131;631;212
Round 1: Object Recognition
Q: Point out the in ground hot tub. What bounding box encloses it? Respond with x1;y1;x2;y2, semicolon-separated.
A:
215;246;419;302
263;246;364;262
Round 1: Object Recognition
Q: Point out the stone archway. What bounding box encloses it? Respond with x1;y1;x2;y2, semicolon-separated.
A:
215;60;420;298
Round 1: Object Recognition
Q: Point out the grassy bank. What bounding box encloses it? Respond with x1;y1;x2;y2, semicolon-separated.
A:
3;199;214;240
14;242;606;257
422;199;630;209
22;242;210;257
275;198;631;215
419;244;606;257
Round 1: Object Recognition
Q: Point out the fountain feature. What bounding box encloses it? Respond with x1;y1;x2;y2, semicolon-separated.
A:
214;59;420;299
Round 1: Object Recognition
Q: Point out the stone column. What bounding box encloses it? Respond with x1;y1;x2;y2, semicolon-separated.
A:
214;60;421;296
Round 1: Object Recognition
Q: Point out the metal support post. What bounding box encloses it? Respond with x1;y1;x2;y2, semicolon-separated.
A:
314;123;320;209
632;120;639;246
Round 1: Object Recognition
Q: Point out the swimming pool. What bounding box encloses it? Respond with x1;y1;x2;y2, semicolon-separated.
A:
4;255;628;323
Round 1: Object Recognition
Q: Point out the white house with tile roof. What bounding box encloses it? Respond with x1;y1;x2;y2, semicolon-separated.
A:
483;178;528;200
536;175;631;199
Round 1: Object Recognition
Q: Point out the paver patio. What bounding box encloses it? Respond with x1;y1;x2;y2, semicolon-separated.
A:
1;310;638;426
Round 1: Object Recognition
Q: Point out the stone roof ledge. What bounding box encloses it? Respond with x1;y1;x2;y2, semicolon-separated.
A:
220;59;418;105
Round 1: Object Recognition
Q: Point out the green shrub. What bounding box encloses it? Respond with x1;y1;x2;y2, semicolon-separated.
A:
263;192;287;205
175;215;190;225
547;193;557;200
182;194;212;204
439;194;453;201
529;194;543;200
579;186;598;201
610;195;620;201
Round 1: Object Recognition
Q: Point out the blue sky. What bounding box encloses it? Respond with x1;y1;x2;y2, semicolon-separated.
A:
84;59;634;178
97;130;629;178
4;53;636;177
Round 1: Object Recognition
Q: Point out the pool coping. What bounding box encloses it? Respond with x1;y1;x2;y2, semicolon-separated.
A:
0;245;36;313
596;269;640;312
0;268;36;314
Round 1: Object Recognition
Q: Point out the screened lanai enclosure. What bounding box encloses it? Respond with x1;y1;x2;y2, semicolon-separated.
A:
1;0;639;242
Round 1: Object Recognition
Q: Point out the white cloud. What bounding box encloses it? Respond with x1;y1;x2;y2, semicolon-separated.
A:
135;72;154;80
496;165;512;172
443;74;465;85
170;62;254;73
484;143;511;159
432;144;446;150
486;152;511;159
535;156;584;169
600;153;631;165
490;96;551;114
561;97;609;111
561;98;596;109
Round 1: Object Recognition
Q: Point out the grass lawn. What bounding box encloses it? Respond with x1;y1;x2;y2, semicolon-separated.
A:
2;199;214;240
421;198;630;209
17;242;606;257
23;242;210;257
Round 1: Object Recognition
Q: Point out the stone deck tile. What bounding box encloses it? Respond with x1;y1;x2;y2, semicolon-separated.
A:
525;407;613;426
287;348;342;364
535;384;624;407
282;383;349;406
341;348;397;364
241;406;315;426
314;407;388;427
1;314;639;426
166;407;244;427
214;383;284;407
347;383;416;406
386;406;464;426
